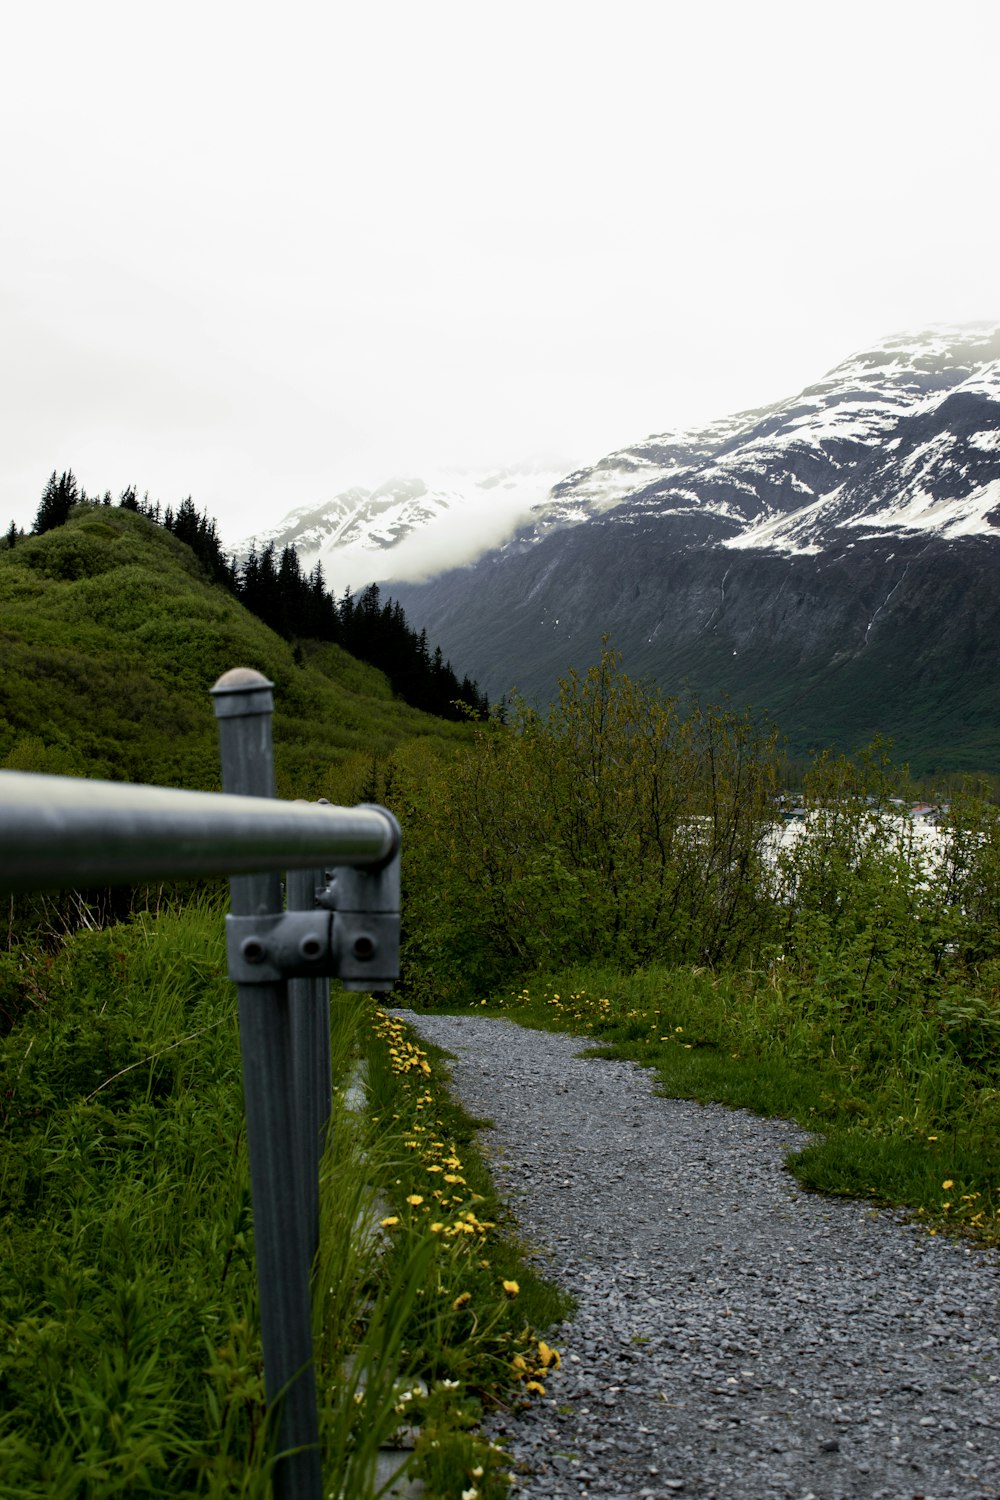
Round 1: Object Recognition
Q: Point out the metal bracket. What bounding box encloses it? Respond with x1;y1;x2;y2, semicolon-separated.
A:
225;907;401;989
317;803;402;992
226;911;335;984
225;804;402;990
331;911;400;992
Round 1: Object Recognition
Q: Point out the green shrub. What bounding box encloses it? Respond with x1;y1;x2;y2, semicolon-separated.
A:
393;647;782;1002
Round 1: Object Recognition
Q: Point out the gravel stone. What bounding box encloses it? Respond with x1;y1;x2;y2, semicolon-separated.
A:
398;1011;1000;1499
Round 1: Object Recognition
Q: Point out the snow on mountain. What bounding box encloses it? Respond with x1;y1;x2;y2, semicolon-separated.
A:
383;324;1000;773
239;466;563;592
539;410;759;526
545;321;1000;557
724;339;1000;554
241;323;1000;596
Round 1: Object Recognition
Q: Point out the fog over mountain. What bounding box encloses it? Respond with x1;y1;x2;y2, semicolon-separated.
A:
248;324;1000;583
244;325;1000;771
240;466;563;594
375;324;1000;773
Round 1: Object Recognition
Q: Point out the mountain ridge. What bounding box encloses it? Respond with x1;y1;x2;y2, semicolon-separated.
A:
382;325;1000;773
251;323;1000;582
236;324;1000;771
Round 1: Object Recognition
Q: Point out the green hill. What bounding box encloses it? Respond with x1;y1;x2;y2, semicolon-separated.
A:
0;505;471;798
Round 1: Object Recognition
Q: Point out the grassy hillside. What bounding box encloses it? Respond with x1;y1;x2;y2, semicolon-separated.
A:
0;505;471;798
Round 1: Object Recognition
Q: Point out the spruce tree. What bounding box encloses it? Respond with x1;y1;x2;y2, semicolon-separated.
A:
33;470;79;534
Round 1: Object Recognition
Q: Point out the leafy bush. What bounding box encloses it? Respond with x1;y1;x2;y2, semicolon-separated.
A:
773;745;1000;1075
392;647;782;1002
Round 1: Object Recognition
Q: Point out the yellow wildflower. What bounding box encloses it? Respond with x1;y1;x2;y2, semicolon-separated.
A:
502;1279;519;1297
380;1216;399;1228
406;1194;424;1206
942;1179;955;1190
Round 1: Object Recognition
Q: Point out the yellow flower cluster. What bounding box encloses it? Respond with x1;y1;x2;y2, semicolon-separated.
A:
505;986;605;1023
938;1186;997;1232
511;1336;562;1397
374;1011;433;1077
915;1180;1000;1244
369;1007;566;1424
373;1011;496;1244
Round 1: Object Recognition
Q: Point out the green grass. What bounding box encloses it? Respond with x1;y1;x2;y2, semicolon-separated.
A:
352;1011;573;1498
0;506;471;794
0;902;264;1495
463;962;1000;1246
0;904;568;1498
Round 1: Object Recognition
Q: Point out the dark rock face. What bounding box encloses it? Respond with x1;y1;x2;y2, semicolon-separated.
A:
392;531;999;770
388;326;1000;771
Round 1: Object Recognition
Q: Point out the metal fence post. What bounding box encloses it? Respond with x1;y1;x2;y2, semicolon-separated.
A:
210;669;322;1500
286;857;332;1267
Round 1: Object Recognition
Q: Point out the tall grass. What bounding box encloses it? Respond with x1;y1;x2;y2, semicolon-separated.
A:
0;901;266;1495
0;903;568;1498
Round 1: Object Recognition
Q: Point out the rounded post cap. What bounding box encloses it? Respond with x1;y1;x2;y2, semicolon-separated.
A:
210;667;275;718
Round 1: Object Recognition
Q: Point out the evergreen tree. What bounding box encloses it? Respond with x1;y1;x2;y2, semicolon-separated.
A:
170;497;200;549
241;544;261;611
306;560;338;638
26;465;487;720
33;470;80;534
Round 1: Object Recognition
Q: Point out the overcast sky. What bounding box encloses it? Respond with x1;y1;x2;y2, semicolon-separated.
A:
3;0;999;546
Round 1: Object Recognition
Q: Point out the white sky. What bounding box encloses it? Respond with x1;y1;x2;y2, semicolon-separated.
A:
3;0;1000;545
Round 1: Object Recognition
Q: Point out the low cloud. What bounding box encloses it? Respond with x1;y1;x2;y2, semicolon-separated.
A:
317;470;561;593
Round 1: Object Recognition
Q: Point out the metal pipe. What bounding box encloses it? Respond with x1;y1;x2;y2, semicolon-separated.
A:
286;861;332;1270
0;666;402;1499
0;772;397;891
212;669;323;1499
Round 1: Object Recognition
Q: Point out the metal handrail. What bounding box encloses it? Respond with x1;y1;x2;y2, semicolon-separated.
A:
0;667;401;1500
0;771;398;891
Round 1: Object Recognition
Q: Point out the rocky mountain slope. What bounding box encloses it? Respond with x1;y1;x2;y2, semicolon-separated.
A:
385;325;1000;773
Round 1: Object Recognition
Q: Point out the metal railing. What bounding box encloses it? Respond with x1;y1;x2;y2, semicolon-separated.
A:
0;667;401;1500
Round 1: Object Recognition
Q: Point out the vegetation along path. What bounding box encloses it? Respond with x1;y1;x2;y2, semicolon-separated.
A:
399;1012;999;1500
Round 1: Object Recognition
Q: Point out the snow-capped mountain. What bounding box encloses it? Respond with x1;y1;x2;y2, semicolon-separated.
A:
384;325;1000;772
537;322;1000;555
239;467;563;592
245;477;449;558
243;325;1000;599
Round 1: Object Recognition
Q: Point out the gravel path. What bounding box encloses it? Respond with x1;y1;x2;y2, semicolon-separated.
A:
399;1011;1000;1500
